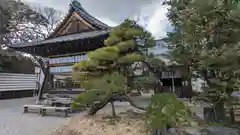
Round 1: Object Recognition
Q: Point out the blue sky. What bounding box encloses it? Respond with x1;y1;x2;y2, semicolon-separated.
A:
21;0;171;39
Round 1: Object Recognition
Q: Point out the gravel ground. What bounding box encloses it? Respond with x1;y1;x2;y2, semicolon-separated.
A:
0;94;151;135
0;97;71;135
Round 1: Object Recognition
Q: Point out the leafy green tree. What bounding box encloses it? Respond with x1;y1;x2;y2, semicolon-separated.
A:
164;0;240;122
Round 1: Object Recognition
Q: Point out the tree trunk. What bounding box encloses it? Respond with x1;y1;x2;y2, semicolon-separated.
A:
121;95;147;110
88;97;112;115
110;100;116;117
88;93;146;116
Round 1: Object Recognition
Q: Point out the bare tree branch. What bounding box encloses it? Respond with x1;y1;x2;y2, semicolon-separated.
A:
3;4;62;45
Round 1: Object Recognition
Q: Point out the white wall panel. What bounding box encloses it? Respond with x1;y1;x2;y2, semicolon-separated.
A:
0;73;37;91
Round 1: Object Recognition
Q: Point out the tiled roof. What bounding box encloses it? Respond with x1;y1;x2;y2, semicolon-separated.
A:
8;0;111;49
69;0;110;30
10;30;109;48
48;0;110;38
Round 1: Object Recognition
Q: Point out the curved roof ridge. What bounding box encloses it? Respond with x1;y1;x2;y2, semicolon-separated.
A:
48;0;110;39
69;0;109;29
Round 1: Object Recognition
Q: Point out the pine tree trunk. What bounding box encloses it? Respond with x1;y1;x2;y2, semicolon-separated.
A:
110;100;116;117
88;93;146;115
88;96;112;115
121;95;147;110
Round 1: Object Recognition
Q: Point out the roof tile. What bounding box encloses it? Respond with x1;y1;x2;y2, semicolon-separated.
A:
10;30;109;48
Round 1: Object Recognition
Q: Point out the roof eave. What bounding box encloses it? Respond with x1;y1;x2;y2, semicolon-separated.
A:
8;30;110;48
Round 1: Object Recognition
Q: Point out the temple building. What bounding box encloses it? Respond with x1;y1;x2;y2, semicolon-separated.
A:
9;0;110;91
9;0;192;98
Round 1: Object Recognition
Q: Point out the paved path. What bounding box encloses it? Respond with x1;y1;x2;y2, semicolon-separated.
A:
0;94;204;135
0;95;149;135
0;97;70;135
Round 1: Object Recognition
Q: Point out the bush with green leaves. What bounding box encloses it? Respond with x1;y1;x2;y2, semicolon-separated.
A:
146;93;193;130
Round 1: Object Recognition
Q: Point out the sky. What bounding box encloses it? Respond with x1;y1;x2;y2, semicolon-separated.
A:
21;0;171;39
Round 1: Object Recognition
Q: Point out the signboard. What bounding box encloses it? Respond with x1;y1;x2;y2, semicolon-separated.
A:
49;55;87;65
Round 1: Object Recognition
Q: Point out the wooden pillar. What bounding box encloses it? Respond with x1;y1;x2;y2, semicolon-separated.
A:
36;58;50;103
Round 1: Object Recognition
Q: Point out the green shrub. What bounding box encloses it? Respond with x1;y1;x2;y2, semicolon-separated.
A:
146;93;193;130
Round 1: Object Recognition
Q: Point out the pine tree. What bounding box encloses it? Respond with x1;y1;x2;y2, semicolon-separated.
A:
72;19;157;115
72;19;192;131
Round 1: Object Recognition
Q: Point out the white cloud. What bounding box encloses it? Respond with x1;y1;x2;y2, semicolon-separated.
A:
146;5;169;39
21;0;170;39
97;17;118;27
137;2;169;39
